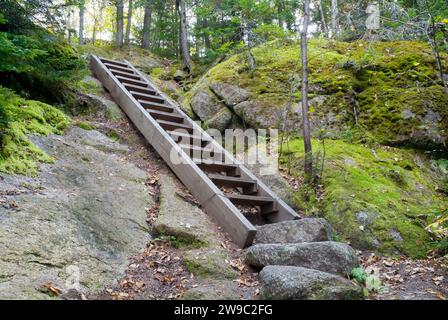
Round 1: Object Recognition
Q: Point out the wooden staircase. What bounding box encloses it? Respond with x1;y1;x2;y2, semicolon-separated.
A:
90;56;300;248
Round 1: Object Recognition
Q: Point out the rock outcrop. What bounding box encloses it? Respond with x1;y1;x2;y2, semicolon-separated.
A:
0;128;150;299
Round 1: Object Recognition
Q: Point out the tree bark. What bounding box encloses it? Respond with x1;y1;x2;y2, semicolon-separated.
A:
318;0;329;37
176;0;192;73
115;0;125;46
142;0;153;49
330;0;339;38
125;0;133;45
78;0;85;45
301;0;313;182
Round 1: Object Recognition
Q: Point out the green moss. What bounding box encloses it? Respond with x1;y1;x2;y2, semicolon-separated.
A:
281;138;448;258
183;249;238;280
0;86;71;176
76;121;94;131
188;39;448;150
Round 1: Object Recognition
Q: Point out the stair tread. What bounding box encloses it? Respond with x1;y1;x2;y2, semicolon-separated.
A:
100;58;129;68
138;100;172;110
226;194;275;205
129;91;161;99
104;63;134;73
209;174;255;184
123;83;157;95
117;76;147;84
148;109;184;122
111;70;142;81
157;119;192;130
180;144;221;152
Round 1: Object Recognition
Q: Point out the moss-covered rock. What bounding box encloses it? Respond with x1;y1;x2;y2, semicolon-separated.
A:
187;39;448;152
0;86;71;176
183;248;239;280
281;138;448;258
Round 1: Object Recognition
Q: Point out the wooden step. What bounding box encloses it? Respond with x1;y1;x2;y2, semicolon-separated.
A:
194;160;240;177
180;144;223;160
139;100;174;113
226;194;274;206
209;174;257;193
168;130;209;147
117;76;148;87
125;83;156;95
104;63;135;74
157;119;193;133
100;58;129;68
129;91;164;104
148;109;184;123
111;70;142;81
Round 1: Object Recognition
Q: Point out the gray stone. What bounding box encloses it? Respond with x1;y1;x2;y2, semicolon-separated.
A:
402;109;415;120
390;229;404;242
152;174;213;246
183;249;238;280
245;242;359;276
356;211;378;227
181;280;241;300
255;219;335;244
259;266;363;300
0;128;150;299
191;90;224;122
71;92;125;121
204;108;233;132
234;101;284;129
209;82;250;108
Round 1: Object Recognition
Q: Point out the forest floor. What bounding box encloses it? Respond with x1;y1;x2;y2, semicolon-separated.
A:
361;252;448;300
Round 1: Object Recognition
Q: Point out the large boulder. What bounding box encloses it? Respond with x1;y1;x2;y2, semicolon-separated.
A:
209;82;250;108
245;242;359;276
255;219;335;244
0;128;150;299
233;101;284;129
190;89;224;121
259;266;363;300
204;108;233;132
190;89;234;132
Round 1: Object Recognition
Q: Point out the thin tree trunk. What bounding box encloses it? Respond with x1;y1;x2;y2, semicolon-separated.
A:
428;15;448;94
203;18;211;49
125;0;133;45
78;0;85;45
142;0;153;48
92;22;96;44
115;0;125;46
318;0;329;37
301;0;313;182
176;0;192;73
67;9;72;44
330;0;339;38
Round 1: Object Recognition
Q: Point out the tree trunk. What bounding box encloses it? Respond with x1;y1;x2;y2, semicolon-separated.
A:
276;0;284;28
301;0;313;182
203;18;211;49
125;0;133;45
92;22;96;44
330;0;339;38
318;0;329;37
78;0;85;45
115;0;124;46
176;0;192;73
142;0;153;49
